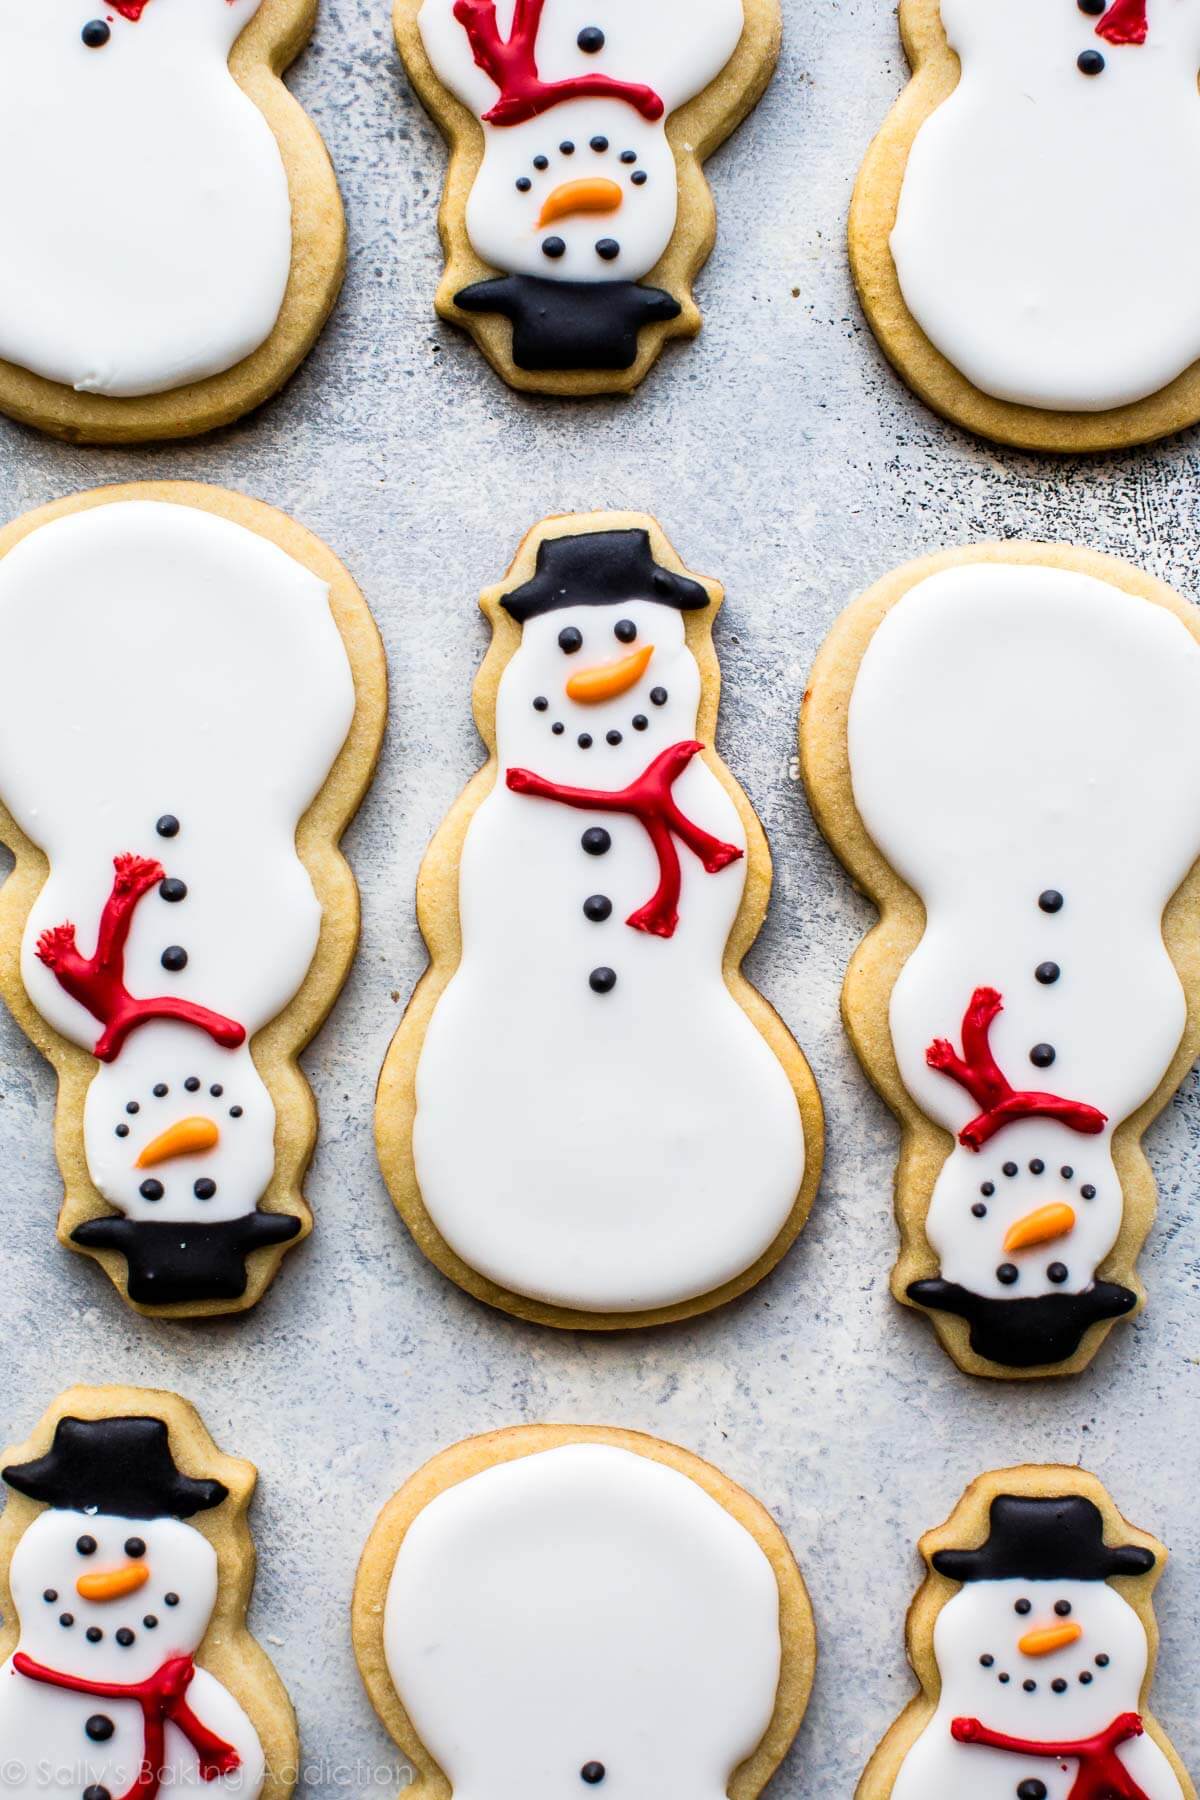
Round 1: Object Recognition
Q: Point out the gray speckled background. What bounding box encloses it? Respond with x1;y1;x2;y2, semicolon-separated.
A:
1;0;1198;1791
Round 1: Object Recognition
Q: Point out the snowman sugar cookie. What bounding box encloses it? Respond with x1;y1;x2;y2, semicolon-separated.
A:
800;543;1200;1378
849;0;1200;451
376;512;822;1328
394;0;782;394
353;1424;815;1800
859;1466;1196;1800
0;1385;297;1800
0;0;345;444
0;484;386;1316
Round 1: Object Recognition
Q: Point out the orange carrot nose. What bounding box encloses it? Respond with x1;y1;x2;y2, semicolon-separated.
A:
537;178;623;227
566;644;654;705
77;1561;150;1603
135;1116;219;1169
1019;1621;1083;1658
1003;1202;1076;1254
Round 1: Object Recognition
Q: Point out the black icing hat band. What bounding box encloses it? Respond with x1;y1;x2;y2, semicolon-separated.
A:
501;528;710;622
932;1494;1156;1585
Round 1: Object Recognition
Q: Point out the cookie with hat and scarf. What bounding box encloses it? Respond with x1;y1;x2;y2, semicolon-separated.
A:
0;1386;296;1800
849;0;1200;451
376;511;822;1328
860;1466;1195;1800
800;542;1200;1377
394;0;782;394
0;483;386;1317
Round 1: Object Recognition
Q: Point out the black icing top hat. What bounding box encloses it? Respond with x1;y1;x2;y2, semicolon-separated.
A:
932;1495;1156;1585
501;529;710;623
3;1416;229;1521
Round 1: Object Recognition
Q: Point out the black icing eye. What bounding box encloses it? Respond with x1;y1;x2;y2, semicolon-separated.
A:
580;1765;606;1786
76;1536;97;1557
81;19;110;46
577;26;605;51
1014;1598;1032;1616
1055;1600;1072;1617
559;626;583;654
614;619;637;644
124;1538;146;1560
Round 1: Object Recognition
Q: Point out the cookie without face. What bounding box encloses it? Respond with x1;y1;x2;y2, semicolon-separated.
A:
375;510;822;1329
353;1424;815;1800
394;0;781;395
800;542;1200;1378
859;1466;1195;1800
0;483;386;1317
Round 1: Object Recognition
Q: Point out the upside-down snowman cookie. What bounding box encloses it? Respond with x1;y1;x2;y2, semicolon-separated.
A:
0;484;385;1315
800;544;1200;1377
859;1467;1196;1800
376;512;821;1328
353;1425;815;1800
395;0;781;393
0;0;344;443
849;0;1200;451
0;1386;296;1800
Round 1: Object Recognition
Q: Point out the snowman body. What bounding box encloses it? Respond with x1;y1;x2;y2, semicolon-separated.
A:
384;1443;782;1800
893;1577;1183;1800
0;501;356;1301
413;588;805;1313
417;0;746;366
0;1505;263;1800
890;0;1200;411
0;0;291;397
847;561;1200;1364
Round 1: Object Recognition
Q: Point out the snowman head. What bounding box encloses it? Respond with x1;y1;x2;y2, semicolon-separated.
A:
418;0;745;282
495;527;711;774
383;1443;783;1800
929;1494;1157;1734
3;1416;228;1683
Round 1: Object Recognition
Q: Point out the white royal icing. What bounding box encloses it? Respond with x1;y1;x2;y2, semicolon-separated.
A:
890;0;1200;411
893;1576;1183;1800
0;500;356;1232
412;593;806;1313
0;1505;265;1799
0;0;291;397
418;0;745;283
847;563;1200;1305
384;1443;782;1800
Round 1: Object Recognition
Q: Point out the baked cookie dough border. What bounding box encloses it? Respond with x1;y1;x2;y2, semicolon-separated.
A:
375;508;823;1330
847;0;1200;453
799;541;1200;1379
393;0;782;397
0;481;387;1319
0;0;345;446
856;1462;1196;1800
352;1422;816;1798
0;1383;298;1800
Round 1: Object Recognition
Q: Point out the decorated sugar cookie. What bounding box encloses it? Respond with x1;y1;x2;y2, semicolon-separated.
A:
394;0;782;393
0;1386;296;1800
376;513;821;1328
849;0;1200;451
353;1425;815;1800
800;545;1200;1376
0;485;386;1315
859;1467;1195;1800
0;1;344;443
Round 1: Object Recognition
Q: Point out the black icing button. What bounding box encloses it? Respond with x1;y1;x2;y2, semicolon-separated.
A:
582;828;611;856
161;946;188;972
1078;0;1106;11
81;19;111;46
583;896;613;923
997;1263;1019;1286
1038;889;1064;913
159;877;187;903
156;815;180;839
578;26;605;51
83;1788;112;1800
1078;48;1106;73
589;967;617;995
581;1767;606;1786
1017;1784;1048;1800
1030;1043;1056;1068
85;1717;114;1743
1035;961;1060;985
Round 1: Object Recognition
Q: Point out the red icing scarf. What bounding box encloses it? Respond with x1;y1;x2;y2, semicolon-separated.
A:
14;1651;240;1800
506;740;743;939
926;987;1107;1150
1096;0;1148;46
952;1712;1150;1800
452;0;664;126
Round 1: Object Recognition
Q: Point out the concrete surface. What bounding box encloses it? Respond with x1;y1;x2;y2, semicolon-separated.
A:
0;0;1197;1793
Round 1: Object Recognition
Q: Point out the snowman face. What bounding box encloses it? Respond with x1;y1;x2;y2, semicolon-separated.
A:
83;1028;275;1226
11;1507;218;1682
8;0;262;63
934;1577;1147;1734
926;1124;1121;1300
497;599;701;774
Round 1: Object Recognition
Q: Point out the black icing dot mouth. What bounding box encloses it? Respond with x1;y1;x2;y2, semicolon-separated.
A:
631;170;648;186
139;1179;164;1202
153;1083;168;1098
632;714;648;731
596;238;620;261
620;149;637;164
